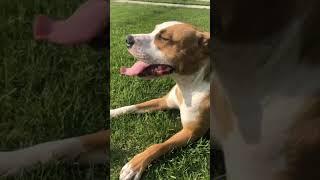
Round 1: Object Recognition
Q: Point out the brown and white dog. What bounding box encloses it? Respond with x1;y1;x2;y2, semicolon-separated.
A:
110;21;210;180
213;0;320;180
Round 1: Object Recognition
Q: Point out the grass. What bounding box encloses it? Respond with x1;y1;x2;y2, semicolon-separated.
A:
0;0;107;179
110;3;210;180
127;0;210;6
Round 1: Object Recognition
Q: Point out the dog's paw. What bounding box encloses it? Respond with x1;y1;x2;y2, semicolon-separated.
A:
110;109;115;119
119;163;143;180
120;152;149;180
110;105;137;119
110;108;124;118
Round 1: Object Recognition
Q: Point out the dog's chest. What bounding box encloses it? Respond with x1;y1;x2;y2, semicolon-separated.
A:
167;84;209;126
220;95;306;180
215;60;320;180
216;63;320;179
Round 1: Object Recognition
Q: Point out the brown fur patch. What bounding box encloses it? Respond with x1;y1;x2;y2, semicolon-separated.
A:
154;24;210;75
279;94;320;180
199;95;210;125
135;97;168;112
80;130;110;150
175;86;183;105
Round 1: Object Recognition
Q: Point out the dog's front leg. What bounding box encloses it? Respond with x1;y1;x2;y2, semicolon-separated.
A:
119;123;208;180
111;96;173;118
0;130;109;177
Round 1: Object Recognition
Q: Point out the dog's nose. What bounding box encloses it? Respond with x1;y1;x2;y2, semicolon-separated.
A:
126;35;135;48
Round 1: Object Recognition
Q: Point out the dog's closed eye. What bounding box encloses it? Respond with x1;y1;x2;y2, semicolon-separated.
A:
158;34;170;41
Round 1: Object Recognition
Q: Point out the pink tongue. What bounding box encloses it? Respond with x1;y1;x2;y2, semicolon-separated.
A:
120;61;150;76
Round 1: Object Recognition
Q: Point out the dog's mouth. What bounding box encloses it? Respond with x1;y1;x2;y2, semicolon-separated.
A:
120;60;174;77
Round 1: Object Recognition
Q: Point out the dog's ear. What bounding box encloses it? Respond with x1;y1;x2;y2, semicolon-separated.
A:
198;32;211;53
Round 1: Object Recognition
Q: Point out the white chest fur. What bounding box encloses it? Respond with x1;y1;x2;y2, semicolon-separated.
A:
167;71;210;127
179;86;209;126
178;69;210;126
222;95;305;180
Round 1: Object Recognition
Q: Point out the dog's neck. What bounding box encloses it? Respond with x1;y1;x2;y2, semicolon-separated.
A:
171;58;210;96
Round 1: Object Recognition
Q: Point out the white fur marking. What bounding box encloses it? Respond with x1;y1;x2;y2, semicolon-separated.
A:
172;65;210;125
130;21;183;65
110;105;137;118
120;163;142;180
166;85;179;108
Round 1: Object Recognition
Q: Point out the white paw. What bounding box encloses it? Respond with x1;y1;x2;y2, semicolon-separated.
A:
110;105;137;119
119;163;142;180
110;109;115;119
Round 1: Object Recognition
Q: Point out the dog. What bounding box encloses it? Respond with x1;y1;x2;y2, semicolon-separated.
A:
213;0;320;179
110;21;210;180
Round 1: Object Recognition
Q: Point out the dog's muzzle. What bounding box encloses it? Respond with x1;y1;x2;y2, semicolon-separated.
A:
126;35;135;48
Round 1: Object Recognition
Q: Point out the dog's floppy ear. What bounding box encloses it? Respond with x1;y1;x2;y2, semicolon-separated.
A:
198;32;211;53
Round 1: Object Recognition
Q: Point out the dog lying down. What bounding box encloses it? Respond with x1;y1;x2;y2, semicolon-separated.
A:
111;21;210;180
0;21;210;179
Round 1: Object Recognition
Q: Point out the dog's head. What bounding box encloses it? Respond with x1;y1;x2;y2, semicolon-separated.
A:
120;21;210;78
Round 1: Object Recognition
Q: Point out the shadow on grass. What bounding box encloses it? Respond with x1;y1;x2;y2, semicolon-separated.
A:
1;162;108;180
212;145;226;180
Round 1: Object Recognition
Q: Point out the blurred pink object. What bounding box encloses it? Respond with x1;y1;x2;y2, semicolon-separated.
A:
33;0;107;45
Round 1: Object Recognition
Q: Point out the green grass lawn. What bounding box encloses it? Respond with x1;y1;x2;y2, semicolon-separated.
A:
110;3;210;180
129;0;210;6
0;0;107;179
